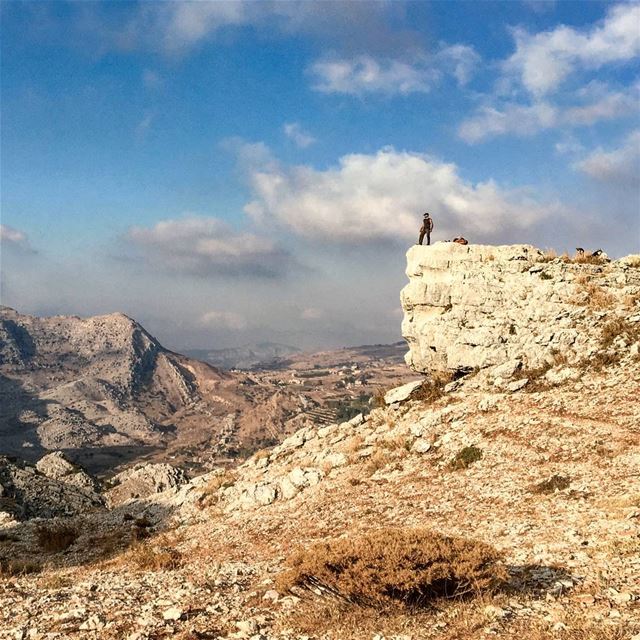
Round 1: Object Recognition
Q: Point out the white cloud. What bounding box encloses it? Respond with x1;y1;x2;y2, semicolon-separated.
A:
0;224;34;253
199;310;247;331
309;55;436;96
283;122;316;148
459;102;558;143
565;85;639;125
103;1;420;57
505;3;640;96
301;307;324;320
437;44;480;86
309;44;479;96
125;215;292;278
243;146;559;244
458;84;638;143
574;129;640;187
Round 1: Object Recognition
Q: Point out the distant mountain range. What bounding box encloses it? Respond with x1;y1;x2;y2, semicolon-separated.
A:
184;342;302;370
0;307;311;475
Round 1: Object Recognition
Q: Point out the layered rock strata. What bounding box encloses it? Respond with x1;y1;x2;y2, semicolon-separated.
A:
401;243;640;375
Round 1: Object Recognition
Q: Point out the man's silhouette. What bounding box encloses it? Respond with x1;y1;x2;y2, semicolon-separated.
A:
418;212;433;245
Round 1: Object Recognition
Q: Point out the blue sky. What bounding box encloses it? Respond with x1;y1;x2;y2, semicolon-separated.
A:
1;1;639;351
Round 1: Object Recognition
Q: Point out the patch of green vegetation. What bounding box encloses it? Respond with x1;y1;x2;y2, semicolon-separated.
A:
449;445;483;470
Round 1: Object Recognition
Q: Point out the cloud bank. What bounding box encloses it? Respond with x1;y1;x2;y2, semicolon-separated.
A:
505;3;640;97
309;45;479;96
125;216;292;278
243;147;559;244
574;130;640;187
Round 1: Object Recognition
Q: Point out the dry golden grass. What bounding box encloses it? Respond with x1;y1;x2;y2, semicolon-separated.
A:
119;540;183;571
371;388;387;408
378;434;411;452
530;474;571;494
572;252;608;265
198;469;238;508
364;449;392;475
339;434;364;454
601;317;640;348
0;557;41;577
275;594;634;640
277;528;506;608
538;249;558;263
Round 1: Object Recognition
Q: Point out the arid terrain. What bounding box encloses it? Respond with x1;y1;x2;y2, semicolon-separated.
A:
0;307;412;477
0;244;639;640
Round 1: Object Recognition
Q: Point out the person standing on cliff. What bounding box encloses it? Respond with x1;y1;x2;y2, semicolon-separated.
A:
418;212;433;245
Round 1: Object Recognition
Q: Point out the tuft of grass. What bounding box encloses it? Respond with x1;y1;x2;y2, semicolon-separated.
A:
538;249;557;263
0;558;41;576
530;474;571;494
601;317;640;348
539;271;553;280
36;524;78;553
277;528;506;608
122;540;183;571
371;388;387;409
413;373;451;405
365;450;391;475
198;469;238;508
571;281;616;309
449;445;483;470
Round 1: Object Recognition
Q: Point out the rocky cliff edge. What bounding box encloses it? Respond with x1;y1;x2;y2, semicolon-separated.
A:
401;243;640;377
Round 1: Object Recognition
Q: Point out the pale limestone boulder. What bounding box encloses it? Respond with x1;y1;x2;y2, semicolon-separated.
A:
384;380;424;405
106;463;187;506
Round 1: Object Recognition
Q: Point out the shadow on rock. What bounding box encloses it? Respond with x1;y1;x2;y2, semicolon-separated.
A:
0;498;180;576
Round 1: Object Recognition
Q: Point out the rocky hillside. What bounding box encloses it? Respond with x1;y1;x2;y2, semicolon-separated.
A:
0;245;638;639
0;308;322;475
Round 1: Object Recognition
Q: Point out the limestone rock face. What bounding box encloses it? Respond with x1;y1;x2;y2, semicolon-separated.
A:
401;243;640;374
106;463;188;506
0;455;104;520
36;451;100;493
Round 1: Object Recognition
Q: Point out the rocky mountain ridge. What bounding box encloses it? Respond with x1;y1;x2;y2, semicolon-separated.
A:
0;308;324;475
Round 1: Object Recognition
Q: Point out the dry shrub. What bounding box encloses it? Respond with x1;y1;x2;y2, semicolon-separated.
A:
198;469;238;508
573;252;607;265
512;360;556;391
365;449;391;475
449;445;483;470
0;532;18;543
571;282;616;309
0;558;41;577
379;434;410;452
87;529;128;558
277;528;506;608
601;317;640;348
371;388;387;408
413;373;451;405
538;249;557;263
531;474;571;494
624;292;640;310
123;540;183;571
37;524;78;553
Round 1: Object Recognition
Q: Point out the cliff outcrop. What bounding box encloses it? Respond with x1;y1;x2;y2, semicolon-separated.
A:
401;243;640;376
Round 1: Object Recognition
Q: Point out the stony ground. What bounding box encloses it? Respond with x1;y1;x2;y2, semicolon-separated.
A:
1;348;639;640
